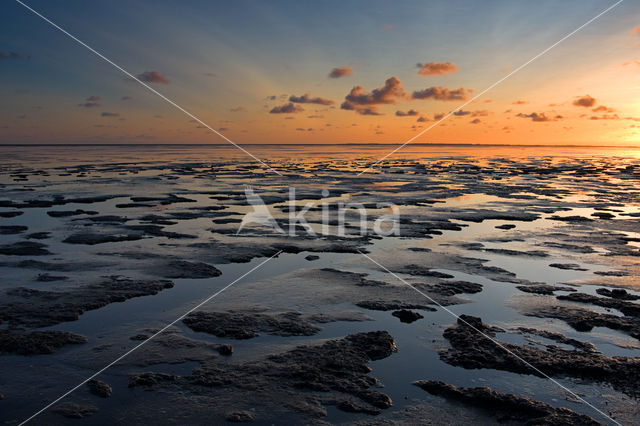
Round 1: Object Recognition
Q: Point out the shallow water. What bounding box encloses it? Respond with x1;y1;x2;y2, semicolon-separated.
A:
1;144;640;425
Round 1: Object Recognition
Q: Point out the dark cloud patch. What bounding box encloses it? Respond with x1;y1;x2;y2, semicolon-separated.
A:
396;109;419;117
137;71;169;84
341;104;382;115
289;94;334;105
229;106;245;112
0;51;22;61
516;112;561;122
590;114;620;120
416;61;458;76
512;100;528;105
573;95;596;107
412;86;471;101
593;105;615;113
121;96;132;101
453;110;471;116
470;118;482;124
78;96;100;108
341;77;405;114
101;112;120;117
269;103;304;114
266;95;277;101
328;66;352;78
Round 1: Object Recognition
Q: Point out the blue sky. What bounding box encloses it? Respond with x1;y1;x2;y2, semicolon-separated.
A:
1;0;639;144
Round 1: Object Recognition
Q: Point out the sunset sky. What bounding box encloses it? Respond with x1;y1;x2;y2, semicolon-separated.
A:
1;0;640;145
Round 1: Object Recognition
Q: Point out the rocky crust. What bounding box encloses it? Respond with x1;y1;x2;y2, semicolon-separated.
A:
516;284;576;295
183;311;321;340
596;288;640;300
0;329;87;355
440;315;640;396
557;293;640;317
413;380;599;425
53;403;98;419
391;309;424;323
87;379;112;398
0;276;173;328
129;331;397;419
355;300;436;312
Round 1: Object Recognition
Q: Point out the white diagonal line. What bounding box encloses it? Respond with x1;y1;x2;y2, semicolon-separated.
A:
19;250;283;425
14;0;283;176
358;250;620;426
357;0;624;175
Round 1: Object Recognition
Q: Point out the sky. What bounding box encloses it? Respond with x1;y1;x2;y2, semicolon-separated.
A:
1;0;640;145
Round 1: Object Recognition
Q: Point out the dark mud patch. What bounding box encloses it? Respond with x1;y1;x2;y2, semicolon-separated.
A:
0;329;87;355
63;232;145;245
53;403;98;419
527;305;640;340
153;260;222;279
391;309;424;323
0;241;50;256
35;273;68;282
549;263;588;271
440;315;640;396
87;379;112;398
557;293;640;317
355;300;437;312
596;288;640;300
413;380;598;425
183;311;321;340
0;225;28;235
516;284;576;295
130;331;397;419
0;276;173;328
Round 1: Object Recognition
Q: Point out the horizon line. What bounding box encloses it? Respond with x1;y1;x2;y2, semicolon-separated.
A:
1;142;639;148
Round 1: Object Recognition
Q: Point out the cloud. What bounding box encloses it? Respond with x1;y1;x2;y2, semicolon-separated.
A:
453;110;471;116
121;96;132;101
590;114;620;120
289;93;334;105
341;76;406;114
101;112;120;117
622;59;640;67
592;105;615;113
470;118;482;124
329;66;352;78
137;71;169;84
269;103;304;114
0;51;21;61
229;106;245;112
573;95;596;107
396;109;419;117
416;61;458;76
516;112;561;122
78;96;100;108
471;110;489;117
354;107;382;116
412;86;471;101
631;26;640;35
512;100;528;105
266;95;277;101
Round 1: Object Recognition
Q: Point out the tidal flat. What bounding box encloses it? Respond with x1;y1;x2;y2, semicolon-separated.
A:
1;144;640;425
